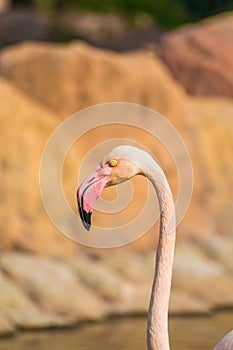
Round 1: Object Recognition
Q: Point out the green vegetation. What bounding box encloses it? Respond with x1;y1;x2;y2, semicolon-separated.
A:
33;0;59;13
64;0;188;28
13;0;233;28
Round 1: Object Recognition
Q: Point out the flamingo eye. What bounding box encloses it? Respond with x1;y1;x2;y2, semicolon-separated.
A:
109;159;118;167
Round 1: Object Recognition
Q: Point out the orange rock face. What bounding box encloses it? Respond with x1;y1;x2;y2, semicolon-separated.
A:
0;41;185;123
0;79;79;255
0;38;232;255
158;13;233;97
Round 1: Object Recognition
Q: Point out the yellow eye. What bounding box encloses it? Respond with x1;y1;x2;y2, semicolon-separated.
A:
109;159;118;167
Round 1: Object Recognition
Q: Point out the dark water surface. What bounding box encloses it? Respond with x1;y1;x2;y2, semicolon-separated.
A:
0;311;232;350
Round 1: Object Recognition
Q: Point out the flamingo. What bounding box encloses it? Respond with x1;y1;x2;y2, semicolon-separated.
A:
77;145;233;350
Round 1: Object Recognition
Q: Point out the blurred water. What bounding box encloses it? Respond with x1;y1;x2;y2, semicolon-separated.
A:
0;311;232;350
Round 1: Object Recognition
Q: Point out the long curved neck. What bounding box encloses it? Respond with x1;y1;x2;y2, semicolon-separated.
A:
141;156;176;350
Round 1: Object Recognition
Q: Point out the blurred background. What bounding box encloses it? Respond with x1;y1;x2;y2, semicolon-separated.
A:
0;1;233;349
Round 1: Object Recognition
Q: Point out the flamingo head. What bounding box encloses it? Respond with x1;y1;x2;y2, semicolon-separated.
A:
77;146;143;230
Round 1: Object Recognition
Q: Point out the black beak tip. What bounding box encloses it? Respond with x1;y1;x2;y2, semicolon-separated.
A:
77;199;92;231
82;210;92;231
83;220;91;231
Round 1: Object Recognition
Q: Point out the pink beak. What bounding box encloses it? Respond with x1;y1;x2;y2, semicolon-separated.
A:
77;165;110;231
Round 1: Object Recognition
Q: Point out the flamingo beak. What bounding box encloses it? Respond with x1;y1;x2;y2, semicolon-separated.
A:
77;166;110;231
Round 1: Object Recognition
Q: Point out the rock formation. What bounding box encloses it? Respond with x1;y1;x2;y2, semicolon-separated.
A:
158;13;233;97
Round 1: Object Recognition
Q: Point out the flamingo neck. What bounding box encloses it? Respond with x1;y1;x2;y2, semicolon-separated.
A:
142;159;176;350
